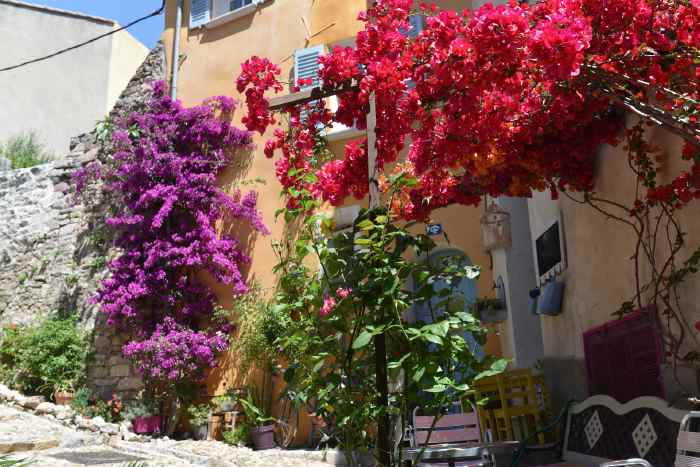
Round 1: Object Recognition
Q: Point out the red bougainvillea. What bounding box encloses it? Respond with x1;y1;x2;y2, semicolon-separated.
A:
236;0;700;220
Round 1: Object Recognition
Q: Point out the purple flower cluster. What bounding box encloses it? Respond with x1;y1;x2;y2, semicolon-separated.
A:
123;318;229;382
83;81;267;387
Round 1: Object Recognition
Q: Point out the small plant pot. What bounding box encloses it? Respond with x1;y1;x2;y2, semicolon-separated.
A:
250;424;275;450
479;306;508;323
193;424;208;440
132;415;162;434
54;390;75;406
218;401;235;412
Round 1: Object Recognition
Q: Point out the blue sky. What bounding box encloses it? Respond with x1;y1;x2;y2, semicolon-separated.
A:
24;1;165;47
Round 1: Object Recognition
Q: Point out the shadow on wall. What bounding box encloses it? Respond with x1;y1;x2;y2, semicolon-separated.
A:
538;356;588;413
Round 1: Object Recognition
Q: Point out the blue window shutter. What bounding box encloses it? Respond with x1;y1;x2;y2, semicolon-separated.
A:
294;45;325;89
190;0;211;28
402;14;424;38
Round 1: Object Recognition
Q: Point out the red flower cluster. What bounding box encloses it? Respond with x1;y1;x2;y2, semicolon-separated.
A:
236;0;700;219
236;56;283;134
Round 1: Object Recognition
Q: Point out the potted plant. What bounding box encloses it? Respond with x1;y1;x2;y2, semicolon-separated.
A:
53;382;75;406
187;403;211;440
474;298;507;323
211;394;235;413
124;393;161;435
239;386;276;450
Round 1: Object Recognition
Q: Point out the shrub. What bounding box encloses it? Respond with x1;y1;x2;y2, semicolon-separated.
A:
186;403;211;427
0;132;52;169
222;425;249;446
70;387;92;414
0;317;88;397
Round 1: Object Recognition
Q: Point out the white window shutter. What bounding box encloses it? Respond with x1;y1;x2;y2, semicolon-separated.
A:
293;45;325;89
190;0;211;28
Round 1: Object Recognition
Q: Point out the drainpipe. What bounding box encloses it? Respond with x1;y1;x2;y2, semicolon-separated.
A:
170;0;183;100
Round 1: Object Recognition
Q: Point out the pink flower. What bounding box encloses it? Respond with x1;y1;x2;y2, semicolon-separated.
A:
336;288;352;299
320;296;337;317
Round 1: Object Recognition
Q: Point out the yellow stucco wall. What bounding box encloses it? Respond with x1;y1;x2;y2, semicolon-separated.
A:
162;0;498;442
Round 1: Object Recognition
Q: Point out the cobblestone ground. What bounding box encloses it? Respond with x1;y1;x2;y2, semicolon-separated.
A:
1;404;336;467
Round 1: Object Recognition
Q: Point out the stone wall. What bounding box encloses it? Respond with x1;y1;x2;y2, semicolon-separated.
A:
0;42;166;400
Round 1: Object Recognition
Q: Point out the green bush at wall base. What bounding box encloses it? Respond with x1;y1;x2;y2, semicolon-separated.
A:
0;316;88;398
0;132;52;169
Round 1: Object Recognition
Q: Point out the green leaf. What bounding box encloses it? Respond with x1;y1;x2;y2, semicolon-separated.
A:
387;354;409;369
356;219;375;231
354;238;372;246
474;359;508;380
352;330;373;349
423;334;443;345
424;384;447;393
412;367;426;382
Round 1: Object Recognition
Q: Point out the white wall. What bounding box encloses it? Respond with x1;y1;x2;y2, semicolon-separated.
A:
0;2;145;156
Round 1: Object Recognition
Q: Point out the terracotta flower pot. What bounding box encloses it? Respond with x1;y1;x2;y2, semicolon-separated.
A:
53;390;74;406
250;424;275;450
132;415;162;434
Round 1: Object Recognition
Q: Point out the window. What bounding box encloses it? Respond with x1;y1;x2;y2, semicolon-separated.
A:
230;0;253;9
190;0;264;28
532;215;566;286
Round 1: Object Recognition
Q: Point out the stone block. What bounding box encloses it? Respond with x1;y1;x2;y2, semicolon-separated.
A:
109;364;131;378
116;377;143;391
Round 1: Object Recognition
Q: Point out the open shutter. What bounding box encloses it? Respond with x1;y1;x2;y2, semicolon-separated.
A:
190;0;211;28
294;45;325;89
401;14;424;38
293;45;325;122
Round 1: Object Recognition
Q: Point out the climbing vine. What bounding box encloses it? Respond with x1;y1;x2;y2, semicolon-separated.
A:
236;0;700;397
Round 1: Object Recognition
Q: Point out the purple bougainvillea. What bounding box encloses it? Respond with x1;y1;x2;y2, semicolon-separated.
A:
77;82;267;391
123;317;229;382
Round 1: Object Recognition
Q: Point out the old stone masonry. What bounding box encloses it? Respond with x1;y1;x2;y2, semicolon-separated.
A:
0;42;168;400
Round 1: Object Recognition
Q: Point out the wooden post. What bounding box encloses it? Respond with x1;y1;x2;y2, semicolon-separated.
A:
368;94;392;466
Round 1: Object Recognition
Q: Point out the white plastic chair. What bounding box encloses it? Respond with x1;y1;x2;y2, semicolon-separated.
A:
675;411;700;467
601;459;652;467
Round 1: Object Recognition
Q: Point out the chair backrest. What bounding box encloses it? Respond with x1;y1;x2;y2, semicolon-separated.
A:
561;395;687;465
413;403;481;446
601;459;652;467
675;411;700;467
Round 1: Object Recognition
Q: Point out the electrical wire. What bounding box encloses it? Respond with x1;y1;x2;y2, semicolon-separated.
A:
0;1;166;73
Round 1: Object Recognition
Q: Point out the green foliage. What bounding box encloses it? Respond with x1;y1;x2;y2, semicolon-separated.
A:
0;132;52;169
273;206;507;457
0;317;88;397
222;425;249;446
70;387;92;414
187;403;211;426
123;392;159;421
0;455;34;466
239;384;275;427
228;283;291;372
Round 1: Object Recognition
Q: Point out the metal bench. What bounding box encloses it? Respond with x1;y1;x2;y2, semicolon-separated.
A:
519;395;688;466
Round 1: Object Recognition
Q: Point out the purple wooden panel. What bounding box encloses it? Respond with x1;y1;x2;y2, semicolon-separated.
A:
583;308;664;403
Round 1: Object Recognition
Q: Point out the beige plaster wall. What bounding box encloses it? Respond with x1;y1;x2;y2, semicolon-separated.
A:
529;116;700;407
107;27;149;112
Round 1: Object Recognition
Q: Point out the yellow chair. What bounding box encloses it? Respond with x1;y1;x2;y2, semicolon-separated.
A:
469;369;553;444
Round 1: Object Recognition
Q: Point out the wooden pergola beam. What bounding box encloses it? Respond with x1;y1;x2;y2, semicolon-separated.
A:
268;82;360;111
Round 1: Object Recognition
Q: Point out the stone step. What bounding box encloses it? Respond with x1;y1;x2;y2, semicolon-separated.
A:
0;438;59;454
